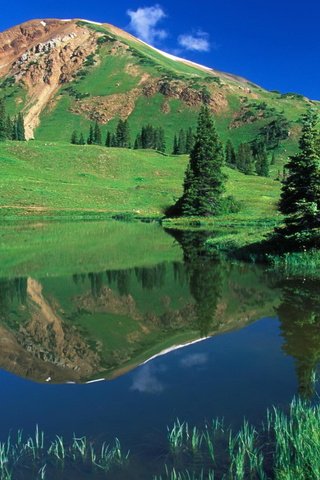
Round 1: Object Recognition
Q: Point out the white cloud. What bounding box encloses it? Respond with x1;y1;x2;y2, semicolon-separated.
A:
131;364;165;394
178;31;211;52
180;353;208;368
127;5;168;44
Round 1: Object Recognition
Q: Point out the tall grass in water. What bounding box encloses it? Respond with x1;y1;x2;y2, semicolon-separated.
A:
0;427;129;479
156;398;320;479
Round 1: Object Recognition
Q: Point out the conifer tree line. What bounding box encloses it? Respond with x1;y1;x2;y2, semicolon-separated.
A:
71;119;167;152
0;99;25;142
224;138;271;178
133;125;166;152
172;128;195;155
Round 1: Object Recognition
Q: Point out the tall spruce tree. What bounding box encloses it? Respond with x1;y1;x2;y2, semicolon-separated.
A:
87;125;94;145
236;143;255;175
71;130;78;145
177;129;187;154
16;113;25;141
255;147;270;177
225;140;237;168
105;131;111;147
79;132;85;145
93;121;102;145
186;128;194;154
278;110;320;239
172;134;179;154
173;106;226;217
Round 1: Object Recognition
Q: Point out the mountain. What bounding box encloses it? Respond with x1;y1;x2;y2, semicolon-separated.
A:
0;18;318;153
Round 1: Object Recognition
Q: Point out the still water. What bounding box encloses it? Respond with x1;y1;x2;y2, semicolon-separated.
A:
0;221;318;478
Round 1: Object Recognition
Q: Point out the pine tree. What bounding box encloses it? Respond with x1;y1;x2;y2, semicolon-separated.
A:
157;127;166;152
105;131;111;147
236;143;255;175
79;132;85;145
115;119;131;148
71;130;78;145
16;113;25;141
186;128;194;154
5;115;13;140
93;121;102;145
278;110;320;240
173;134;179;154
87;125;94;145
173;105;227;217
178;129;187;154
255;147;270;177
225;140;236;168
0;99;6;141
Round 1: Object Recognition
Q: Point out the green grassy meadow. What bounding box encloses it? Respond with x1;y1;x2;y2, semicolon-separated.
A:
0;141;280;225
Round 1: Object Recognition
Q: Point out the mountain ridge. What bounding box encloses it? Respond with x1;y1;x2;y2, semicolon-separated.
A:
0;18;318;151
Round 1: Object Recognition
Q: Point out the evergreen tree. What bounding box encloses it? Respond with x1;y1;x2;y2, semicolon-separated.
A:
134;133;142;149
173;134;179;154
278;110;320;239
225;140;237;168
271;152;276;165
186;128;194;154
110;133;117;147
157;127;166;152
16;113;25;141
71;130;78;145
236;143;255;175
79;132;85;145
5;115;13;140
172;105;227;217
116;119;131;148
255;147;270;177
93;121;102;145
87;125;94;145
178;129;187;154
105;131;111;147
0;99;6;141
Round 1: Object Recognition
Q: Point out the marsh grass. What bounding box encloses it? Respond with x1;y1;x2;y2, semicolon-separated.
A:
0;428;129;479
157;398;320;480
1;400;320;478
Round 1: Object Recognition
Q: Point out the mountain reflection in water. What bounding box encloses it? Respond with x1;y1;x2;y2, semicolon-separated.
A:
0;228;317;400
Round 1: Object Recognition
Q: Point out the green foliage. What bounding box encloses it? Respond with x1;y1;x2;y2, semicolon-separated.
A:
236;143;255;175
259;116;290;148
225;139;237;168
171;106;227;217
278;110;320;243
116;119;131;148
0;100;25;142
134;124;166;152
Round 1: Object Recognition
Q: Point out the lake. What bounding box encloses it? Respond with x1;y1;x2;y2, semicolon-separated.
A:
0;221;318;479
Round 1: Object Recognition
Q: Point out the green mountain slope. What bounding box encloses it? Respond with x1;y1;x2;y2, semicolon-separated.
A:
0;19;319;162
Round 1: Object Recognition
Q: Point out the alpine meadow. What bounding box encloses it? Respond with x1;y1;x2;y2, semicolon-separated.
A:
0;8;319;480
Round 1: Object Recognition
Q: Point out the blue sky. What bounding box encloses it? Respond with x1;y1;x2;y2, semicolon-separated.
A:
1;0;319;99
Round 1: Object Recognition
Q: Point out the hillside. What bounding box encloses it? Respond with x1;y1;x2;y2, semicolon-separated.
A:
0;141;280;222
0;18;319;160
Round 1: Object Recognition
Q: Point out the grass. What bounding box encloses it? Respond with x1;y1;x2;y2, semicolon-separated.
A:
0;221;182;278
0;427;129;479
1;399;320;479
0;141;280;224
155;398;320;480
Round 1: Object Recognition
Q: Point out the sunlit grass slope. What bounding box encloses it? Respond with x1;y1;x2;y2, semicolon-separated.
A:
0;141;280;221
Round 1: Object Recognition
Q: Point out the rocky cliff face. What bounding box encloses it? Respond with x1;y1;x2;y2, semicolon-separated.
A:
0;20;98;138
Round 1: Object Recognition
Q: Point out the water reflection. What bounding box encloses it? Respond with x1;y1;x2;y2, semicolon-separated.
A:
278;277;320;398
0;227;318;400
